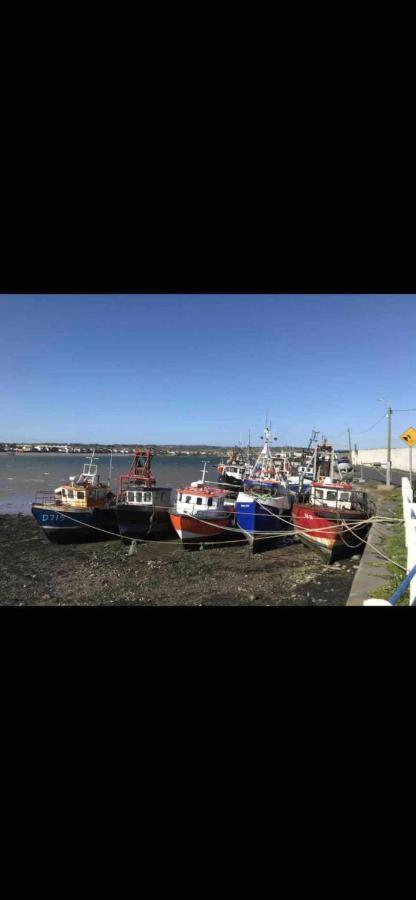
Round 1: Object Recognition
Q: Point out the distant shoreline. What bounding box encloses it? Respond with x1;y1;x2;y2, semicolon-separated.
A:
0;449;227;457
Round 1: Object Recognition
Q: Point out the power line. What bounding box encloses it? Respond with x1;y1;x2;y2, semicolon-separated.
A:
350;413;387;436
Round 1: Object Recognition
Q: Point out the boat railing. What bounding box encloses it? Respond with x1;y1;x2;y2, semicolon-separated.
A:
33;491;64;507
305;490;375;514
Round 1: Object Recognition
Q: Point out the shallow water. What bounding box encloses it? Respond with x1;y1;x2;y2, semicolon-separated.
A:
0;453;222;514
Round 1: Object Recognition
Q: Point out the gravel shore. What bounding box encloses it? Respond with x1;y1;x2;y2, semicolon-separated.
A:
0;514;357;605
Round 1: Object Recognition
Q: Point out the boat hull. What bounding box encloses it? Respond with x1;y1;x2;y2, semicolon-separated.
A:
169;511;233;545
235;492;292;548
31;504;119;544
291;503;371;562
116;504;175;541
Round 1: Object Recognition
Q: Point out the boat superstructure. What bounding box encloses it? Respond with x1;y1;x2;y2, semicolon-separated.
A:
243;424;285;490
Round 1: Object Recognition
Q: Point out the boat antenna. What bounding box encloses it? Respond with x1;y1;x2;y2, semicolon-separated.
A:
201;461;208;484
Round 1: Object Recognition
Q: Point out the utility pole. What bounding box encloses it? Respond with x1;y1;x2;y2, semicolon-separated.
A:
348;428;352;457
386;406;392;487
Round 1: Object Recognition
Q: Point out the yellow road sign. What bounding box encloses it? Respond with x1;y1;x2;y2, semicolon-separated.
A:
400;427;416;447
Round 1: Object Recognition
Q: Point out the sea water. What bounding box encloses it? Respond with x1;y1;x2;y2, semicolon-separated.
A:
0;453;222;514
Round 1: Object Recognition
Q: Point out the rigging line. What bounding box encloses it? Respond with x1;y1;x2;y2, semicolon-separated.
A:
324;430;348;441
392;408;416;412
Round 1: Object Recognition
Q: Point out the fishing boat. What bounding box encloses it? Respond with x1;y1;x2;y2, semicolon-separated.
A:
115;447;174;541
285;430;320;496
286;469;314;495
217;439;252;492
235;485;292;549
31;453;118;543
291;476;375;562
217;458;247;491
235;424;293;549
170;464;235;547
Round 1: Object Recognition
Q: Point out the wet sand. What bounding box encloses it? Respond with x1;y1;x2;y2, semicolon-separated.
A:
0;514;357;605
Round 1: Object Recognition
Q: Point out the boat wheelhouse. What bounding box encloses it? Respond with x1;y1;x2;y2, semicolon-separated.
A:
291;478;375;562
31;454;118;543
115;447;174;541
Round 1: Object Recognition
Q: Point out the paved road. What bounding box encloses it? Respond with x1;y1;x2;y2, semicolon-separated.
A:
354;464;407;488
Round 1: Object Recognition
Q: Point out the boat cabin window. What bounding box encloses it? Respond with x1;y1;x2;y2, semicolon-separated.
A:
207;498;213;507
143;492;152;503
340;492;350;501
178;493;182;501
196;497;202;505
77;491;85;500
127;491;135;503
314;489;324;500
67;490;74;499
186;496;192;503
326;491;337;501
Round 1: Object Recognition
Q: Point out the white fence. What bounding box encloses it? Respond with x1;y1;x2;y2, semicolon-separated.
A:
402;477;416;605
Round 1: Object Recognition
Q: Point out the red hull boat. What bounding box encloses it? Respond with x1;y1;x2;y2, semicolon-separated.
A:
292;479;375;562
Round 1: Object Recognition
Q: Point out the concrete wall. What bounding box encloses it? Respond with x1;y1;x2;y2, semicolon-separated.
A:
352;448;411;469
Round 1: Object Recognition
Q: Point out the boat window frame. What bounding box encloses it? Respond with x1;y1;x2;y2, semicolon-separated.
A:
325;490;338;502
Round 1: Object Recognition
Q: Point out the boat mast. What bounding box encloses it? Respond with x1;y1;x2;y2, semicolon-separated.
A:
312;445;318;481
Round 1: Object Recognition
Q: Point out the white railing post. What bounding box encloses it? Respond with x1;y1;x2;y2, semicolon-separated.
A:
401;477;416;605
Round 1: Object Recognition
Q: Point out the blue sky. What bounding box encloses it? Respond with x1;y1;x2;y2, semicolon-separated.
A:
0;294;415;447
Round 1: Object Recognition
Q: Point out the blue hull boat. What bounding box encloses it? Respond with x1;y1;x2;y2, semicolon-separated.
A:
235;490;292;549
31;504;118;544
